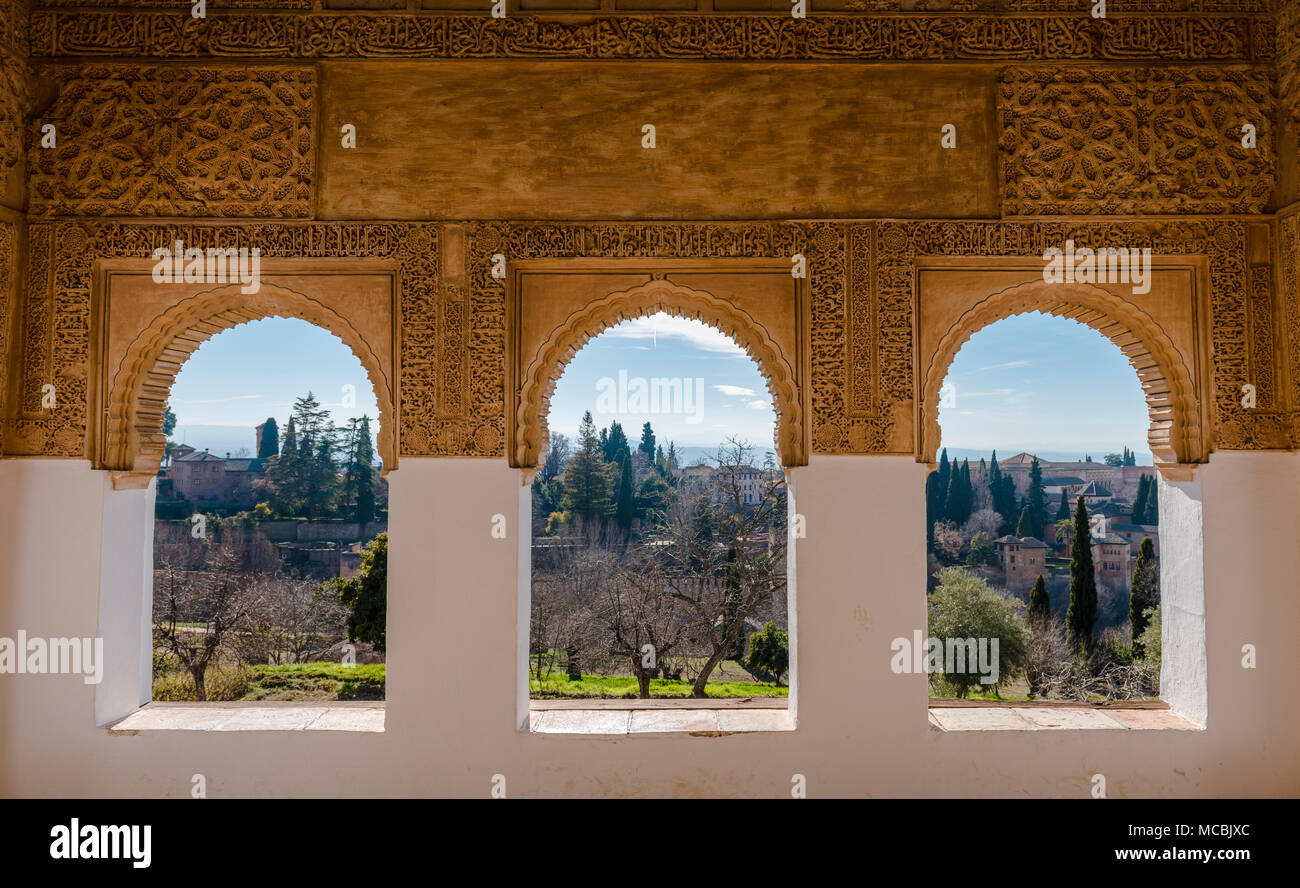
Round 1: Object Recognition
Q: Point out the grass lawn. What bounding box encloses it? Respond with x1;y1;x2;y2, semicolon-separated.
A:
153;662;385;702
530;672;787;699
246;663;385;701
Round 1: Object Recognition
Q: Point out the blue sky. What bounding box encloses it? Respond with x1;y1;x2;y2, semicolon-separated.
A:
548;313;777;454
168;317;378;457
167;311;1151;465
938;312;1151;463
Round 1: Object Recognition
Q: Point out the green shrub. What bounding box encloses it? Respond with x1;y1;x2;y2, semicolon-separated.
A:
741;621;789;685
926;567;1029;698
1137;605;1161;666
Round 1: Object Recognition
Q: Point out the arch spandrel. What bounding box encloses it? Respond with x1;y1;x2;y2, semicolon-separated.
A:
100;281;397;490
513;278;805;472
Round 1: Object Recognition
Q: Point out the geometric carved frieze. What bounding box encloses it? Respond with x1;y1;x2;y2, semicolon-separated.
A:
28;65;314;218
999;67;1275;215
27;13;1270;62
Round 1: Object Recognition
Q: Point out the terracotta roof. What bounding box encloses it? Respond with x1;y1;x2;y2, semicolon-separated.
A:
994;535;1047;548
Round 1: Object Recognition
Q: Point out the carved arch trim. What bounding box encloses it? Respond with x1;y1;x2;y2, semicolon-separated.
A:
920;279;1205;470
514;278;804;471
101;281;396;489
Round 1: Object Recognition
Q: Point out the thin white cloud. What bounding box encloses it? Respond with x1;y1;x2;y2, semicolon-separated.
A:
714;384;757;397
170;394;264;405
746;399;770;409
599;313;746;355
964;360;1031;374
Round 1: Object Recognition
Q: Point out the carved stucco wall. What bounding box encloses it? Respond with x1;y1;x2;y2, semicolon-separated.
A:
0;0;27;202
998;67;1275;216
4;217;1286;469
27;65;315;218
1;7;1295;466
0;220;13;431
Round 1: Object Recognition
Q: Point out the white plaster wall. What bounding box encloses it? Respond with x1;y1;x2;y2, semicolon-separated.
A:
1;453;1297;798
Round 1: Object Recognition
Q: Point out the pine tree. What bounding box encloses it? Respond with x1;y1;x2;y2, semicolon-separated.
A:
1028;574;1051;622
563;411;613;525
1055;488;1070;521
604;420;631;465
1066;494;1098;653
1129;536;1159;656
638;422;656;464
257;416;279;459
666;441;678;473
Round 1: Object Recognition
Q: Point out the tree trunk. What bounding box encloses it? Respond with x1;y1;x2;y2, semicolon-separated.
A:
636;668;651;699
191;665;207;702
565;647;582;682
692;648;729;698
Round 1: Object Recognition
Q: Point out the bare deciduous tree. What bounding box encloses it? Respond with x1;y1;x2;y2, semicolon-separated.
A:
153;549;264;701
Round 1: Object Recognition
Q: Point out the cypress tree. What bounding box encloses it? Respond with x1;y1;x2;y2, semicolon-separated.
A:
257;416;280;459
989;450;1017;532
1143;480;1159;525
638;422;656;464
1055;488;1070;521
614;450;635;535
944;460;963;524
1015;502;1033;539
925;468;941;551
1028;574;1051;623
1129;536;1159;656
961;460;974;523
1132;474;1150;526
937;449;951;511
1025;457;1046;539
1066;494;1098;653
345;415;376;526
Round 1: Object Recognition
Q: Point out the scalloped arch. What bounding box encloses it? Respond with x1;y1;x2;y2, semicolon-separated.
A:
101;281;396;488
515;278;803;469
920;279;1205;468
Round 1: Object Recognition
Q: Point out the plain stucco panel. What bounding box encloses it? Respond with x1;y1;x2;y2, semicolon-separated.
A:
0;454;1297;797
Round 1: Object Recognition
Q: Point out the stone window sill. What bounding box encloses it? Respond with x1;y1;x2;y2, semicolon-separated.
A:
528;699;794;735
108;701;385;734
927;703;1200;732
